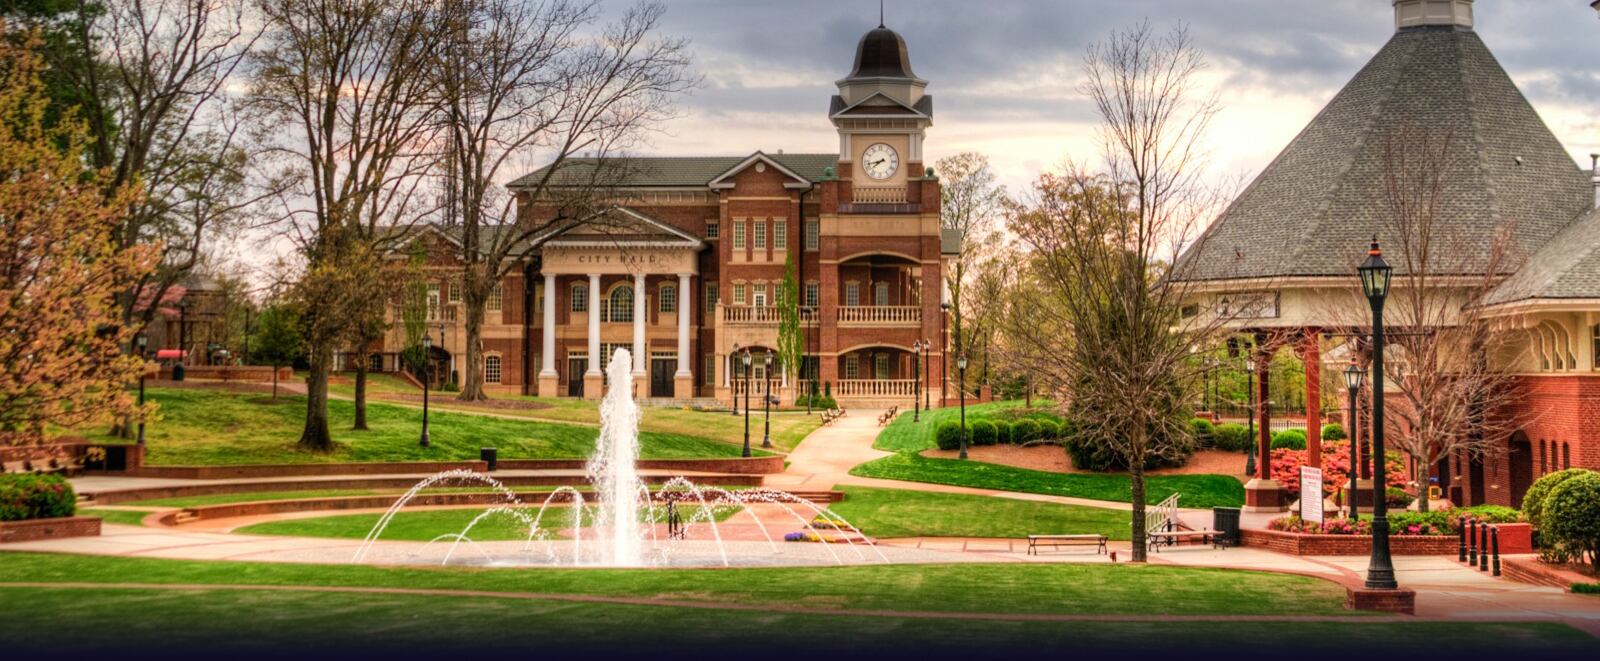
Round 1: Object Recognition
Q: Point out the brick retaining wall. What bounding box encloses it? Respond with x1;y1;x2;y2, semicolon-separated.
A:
128;461;489;479
497;456;785;475
84;473;766;505
0;516;101;543
1502;556;1597;591
1241;528;1458;555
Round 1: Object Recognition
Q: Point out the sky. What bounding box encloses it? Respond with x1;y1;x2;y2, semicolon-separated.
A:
621;0;1600;195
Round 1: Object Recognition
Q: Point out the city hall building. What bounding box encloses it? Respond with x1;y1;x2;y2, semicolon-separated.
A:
373;22;954;407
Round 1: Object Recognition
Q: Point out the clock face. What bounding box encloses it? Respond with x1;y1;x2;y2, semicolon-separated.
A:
861;143;899;180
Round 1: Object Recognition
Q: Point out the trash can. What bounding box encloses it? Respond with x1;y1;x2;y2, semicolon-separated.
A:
480;447;498;472
171;362;186;381
1212;506;1241;548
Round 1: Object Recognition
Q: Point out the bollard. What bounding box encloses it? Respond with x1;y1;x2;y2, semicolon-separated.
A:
1479;523;1489;571
1457;515;1467;562
1491;526;1501;577
1468;519;1478;565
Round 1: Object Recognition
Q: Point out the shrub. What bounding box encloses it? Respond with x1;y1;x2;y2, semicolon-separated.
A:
1064;434;1117;471
1523;468;1594;528
1385;486;1414;509
0;473;76;522
795;394;837;410
1012;419;1041;444
992;420;1014;445
1543;471;1600;572
1321;423;1346;441
971;420;999;446
1272;446;1406;496
1270;429;1307;451
1035;420;1062;442
1190;418;1215;446
1212;423;1250;452
934;422;963;451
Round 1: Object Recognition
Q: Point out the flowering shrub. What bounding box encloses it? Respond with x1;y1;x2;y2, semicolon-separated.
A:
1269;442;1407;496
0;473;75;522
1269;515;1370;535
1269;506;1523;538
784;531;819;542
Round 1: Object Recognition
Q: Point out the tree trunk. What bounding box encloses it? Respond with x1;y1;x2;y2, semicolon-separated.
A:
353;356;369;431
299;344;334;451
458;289;486;401
1130;459;1148;563
1415;456;1429;513
272;364;279;400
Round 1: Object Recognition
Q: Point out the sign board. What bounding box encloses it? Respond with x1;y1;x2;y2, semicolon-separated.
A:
1300;466;1324;524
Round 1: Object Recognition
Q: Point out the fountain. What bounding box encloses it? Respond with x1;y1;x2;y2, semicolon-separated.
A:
353;347;887;568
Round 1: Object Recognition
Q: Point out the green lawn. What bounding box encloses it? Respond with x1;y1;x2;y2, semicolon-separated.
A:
78;509;155;526
0;552;1350;616
2;586;1587;655
875;400;1060;453
850;453;1245;508
236;504;741;541
70;388;766;464
829;486;1132;539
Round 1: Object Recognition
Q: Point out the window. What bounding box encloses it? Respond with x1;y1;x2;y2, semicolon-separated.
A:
488;283;502;311
805;221;819;251
805;282;820;308
606;286;633;323
659;284;677;313
370;354;383;373
427;284;441;320
732;221;746;249
1564;442;1572;469
704;354;716;386
706;283;719;314
484;355;502;384
845;282;860;306
774;221;787;249
571;283;588;312
753;283;768;307
706;221;719;239
733;283;746;305
448;282;461;303
753;221;767;249
875;353;890;379
874;281;889;306
844;354;859;379
1540;441;1548;474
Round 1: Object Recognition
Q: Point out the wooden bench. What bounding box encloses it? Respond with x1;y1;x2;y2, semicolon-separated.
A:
877;406;899;426
1147;529;1224;551
1028;534;1107;555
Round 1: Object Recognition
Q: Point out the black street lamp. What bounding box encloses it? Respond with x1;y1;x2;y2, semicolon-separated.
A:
957;353;969;460
730;343;741;416
762;350;773;449
136;334;148;445
741;349;753;458
1358;237;1398;590
1245;354;1257;476
921;340;931;412
1343;357;1366;519
912;339;924;422
940;302;951;406
420;332;433;448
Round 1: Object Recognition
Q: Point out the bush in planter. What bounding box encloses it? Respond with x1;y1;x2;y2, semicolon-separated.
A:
1190;418;1215;446
1543;471;1600;572
0;473;76;521
1270;429;1307;451
1523;468;1594;528
1012;419;1041;444
1321;423;1346;441
934;422;963;451
971;420;999;446
1212;423;1250;452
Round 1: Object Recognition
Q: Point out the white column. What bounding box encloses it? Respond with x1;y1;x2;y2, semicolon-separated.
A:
676;273;692;377
632;272;646;375
540;274;556;377
723;354;731;387
586;273;601;375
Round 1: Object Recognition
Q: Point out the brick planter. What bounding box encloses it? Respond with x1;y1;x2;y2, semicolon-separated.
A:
0;516;102;544
1502;556;1598;591
1348;587;1416;614
1241;528;1458;555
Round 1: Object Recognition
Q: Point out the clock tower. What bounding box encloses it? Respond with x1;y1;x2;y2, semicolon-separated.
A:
829;21;933;205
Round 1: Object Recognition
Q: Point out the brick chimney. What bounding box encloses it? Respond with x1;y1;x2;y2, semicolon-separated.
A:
1393;0;1474;30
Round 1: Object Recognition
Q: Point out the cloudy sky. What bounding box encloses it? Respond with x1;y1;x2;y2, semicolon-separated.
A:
624;0;1600;194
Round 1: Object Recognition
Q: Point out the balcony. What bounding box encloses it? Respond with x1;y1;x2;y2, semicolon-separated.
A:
835;379;917;398
720;305;821;327
837;305;921;326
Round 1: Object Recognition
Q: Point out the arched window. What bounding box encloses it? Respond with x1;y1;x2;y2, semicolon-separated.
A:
484;355;502;384
1540;440;1548;474
606;285;633;323
659;284;677;313
1564;442;1572;469
571;283;588;312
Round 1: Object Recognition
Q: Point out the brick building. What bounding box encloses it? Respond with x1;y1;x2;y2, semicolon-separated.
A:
1173;0;1600;509
373;21;955;408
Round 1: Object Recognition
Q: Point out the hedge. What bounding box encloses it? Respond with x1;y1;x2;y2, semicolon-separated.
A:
1543;471;1600;572
1212;423;1251;452
1270;429;1307;451
1321;423;1346;441
993;420;1014;445
1523;468;1594;528
971;420;999;446
1012;419;1041;444
1190;418;1215;446
935;422;964;451
0;473;76;522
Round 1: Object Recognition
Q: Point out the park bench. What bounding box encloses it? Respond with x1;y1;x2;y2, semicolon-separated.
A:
821;408;846;425
1147;529;1224;552
877;406;899;426
1027;533;1107;555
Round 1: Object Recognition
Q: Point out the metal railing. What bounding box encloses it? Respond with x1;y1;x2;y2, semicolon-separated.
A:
1146;492;1180;533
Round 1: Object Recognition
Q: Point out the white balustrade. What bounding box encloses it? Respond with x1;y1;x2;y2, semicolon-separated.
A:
837;305;921;325
835;379;918;397
852;186;908;204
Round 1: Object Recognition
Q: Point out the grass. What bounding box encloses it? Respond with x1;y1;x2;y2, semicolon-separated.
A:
0;552;1351;617
828;486;1132;539
1;586;1589;655
69;388;766;464
127;489;388;508
875;400;1060;453
850;453;1245;508
78;509;155;526
235;504;742;541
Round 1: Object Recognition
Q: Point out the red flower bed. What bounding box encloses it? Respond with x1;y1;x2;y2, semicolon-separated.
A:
1269;442;1407;496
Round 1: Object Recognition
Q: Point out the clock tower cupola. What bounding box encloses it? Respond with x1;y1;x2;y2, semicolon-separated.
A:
830;21;932;204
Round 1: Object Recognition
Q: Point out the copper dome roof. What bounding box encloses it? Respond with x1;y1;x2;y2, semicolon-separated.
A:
848;25;916;79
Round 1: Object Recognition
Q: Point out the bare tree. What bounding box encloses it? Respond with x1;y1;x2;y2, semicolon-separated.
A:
1004;22;1229;562
250;0;445;450
431;0;693;400
937;152;1007;379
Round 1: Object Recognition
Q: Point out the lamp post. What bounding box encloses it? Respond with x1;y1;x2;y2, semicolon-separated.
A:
741;348;753;458
730;344;740;416
912;340;924;422
922;340;931;411
420;332;433;448
957;353;969;460
1343;358;1366;518
1245;354;1257;476
1358;237;1398;590
136;334;148;445
762;350;773;449
940;302;951;406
